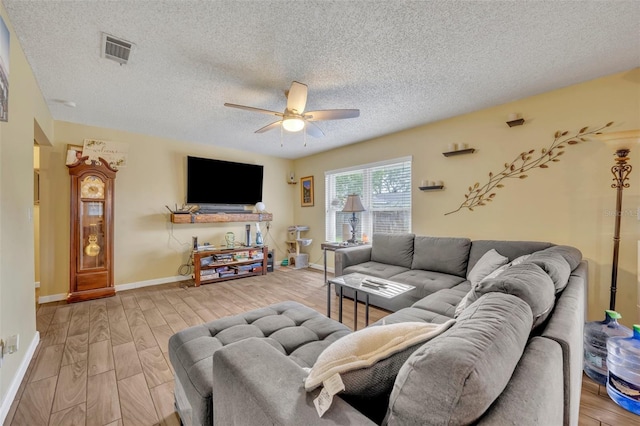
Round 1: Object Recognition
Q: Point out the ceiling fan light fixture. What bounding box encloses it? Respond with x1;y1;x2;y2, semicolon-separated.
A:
282;117;305;132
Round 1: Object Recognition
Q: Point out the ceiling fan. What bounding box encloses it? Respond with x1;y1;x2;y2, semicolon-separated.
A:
224;81;360;138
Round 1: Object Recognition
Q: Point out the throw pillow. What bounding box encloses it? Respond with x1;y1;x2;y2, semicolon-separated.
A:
472;262;556;329
454;254;531;318
544;245;582;270
466;249;509;285
510;254;531;266
386;293;533;425
304;320;455;394
526;249;571;293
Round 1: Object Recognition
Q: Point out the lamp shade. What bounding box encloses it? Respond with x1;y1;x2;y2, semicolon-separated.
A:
342;194;365;212
597;129;640;151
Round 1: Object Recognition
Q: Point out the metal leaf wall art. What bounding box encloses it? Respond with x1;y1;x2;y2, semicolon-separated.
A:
444;122;614;215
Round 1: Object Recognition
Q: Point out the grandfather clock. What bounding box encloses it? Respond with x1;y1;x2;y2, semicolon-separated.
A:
67;157;117;302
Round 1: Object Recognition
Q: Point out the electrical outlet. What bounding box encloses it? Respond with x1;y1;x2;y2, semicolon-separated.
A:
0;339;4;368
6;334;18;354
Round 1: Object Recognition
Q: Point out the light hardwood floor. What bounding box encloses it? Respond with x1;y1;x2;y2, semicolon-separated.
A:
4;268;639;425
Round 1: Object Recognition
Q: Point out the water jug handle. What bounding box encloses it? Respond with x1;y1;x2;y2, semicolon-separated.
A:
606;310;622;320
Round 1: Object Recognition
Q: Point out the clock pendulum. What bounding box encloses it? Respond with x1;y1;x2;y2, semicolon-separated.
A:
84;224;101;257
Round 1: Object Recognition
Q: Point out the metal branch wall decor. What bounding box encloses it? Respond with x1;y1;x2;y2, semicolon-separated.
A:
445;122;614;215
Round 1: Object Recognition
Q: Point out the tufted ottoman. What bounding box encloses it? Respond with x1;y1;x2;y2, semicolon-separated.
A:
168;300;351;426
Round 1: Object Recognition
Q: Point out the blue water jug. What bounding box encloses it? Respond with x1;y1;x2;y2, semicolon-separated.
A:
606;324;640;415
583;310;632;385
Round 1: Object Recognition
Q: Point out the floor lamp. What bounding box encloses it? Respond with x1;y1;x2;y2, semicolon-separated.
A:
598;129;640;311
342;194;365;243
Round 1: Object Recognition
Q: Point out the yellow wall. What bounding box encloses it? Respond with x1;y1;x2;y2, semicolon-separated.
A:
0;4;54;410
39;122;295;297
294;69;640;326
2;4;638;414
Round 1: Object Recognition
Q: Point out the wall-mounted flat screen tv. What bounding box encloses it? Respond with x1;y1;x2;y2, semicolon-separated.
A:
186;156;264;205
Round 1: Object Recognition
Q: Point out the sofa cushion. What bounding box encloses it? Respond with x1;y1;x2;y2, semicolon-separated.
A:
464;263;556;328
411;288;467;318
526;249;571;293
455;254;531;317
466;249;509;285
391;269;466;299
304;320;455;393
467;240;553;275
371;233;415;269
343;261;410;279
385;293;533;425
411;236;471;277
543;245;582;270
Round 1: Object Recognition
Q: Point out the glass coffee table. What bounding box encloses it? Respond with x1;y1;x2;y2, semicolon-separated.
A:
328;273;415;330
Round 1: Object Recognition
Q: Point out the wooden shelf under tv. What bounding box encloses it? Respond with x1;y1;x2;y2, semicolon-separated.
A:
171;212;273;224
193;246;268;286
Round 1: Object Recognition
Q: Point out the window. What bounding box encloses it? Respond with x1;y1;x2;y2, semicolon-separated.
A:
325;156;412;242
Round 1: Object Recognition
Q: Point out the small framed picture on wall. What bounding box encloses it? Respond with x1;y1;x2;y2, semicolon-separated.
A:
65;144;84;165
301;176;314;207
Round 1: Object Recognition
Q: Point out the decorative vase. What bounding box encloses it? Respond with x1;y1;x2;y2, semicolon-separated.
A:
225;232;235;248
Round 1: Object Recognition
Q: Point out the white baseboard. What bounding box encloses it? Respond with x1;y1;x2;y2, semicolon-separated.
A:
0;331;40;424
115;275;186;292
38;275;188;303
38;293;67;304
309;263;333;274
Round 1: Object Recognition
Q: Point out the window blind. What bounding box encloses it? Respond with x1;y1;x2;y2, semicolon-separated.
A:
325;156;412;242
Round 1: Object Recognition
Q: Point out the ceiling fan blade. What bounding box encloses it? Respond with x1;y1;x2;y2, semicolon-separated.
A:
255;120;282;134
304;109;360;121
286;81;308;114
305;121;325;138
224;103;283;117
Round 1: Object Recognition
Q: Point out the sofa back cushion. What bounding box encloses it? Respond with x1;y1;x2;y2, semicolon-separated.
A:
411;236;471;277
539;245;583;270
526;249;572;293
464;263;556;329
371;233;415;269
385;293;533;425
467;240;553;275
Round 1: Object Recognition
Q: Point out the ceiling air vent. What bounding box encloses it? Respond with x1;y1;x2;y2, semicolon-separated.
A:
101;33;133;65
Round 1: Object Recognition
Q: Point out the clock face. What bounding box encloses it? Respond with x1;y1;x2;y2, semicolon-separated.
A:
80;176;105;199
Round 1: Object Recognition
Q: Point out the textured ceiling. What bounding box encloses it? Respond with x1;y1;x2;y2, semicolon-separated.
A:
4;1;639;159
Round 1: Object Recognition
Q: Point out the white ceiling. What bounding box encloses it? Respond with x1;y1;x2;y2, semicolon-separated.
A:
4;1;639;160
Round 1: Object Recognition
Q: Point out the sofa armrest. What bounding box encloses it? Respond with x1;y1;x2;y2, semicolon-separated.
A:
477;337;564;425
541;260;587;426
211;337;376;426
334;245;372;276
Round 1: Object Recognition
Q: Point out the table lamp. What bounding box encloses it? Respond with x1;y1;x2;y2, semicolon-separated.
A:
342;194;365;243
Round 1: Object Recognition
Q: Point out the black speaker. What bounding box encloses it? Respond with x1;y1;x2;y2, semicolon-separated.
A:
267;250;274;272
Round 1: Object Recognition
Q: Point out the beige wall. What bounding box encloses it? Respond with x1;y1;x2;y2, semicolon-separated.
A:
293;68;640;327
0;4;54;411
39;122;295;297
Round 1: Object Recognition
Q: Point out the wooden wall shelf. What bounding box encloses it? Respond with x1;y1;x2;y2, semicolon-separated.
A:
171;212;273;224
419;185;444;191
442;148;475;157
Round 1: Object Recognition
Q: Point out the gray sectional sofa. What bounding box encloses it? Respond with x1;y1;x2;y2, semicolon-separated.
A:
168;233;586;426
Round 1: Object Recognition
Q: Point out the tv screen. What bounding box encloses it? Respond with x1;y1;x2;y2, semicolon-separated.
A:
186;156;264;205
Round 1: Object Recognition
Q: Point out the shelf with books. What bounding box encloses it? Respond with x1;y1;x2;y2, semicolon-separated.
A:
192;246;268;286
